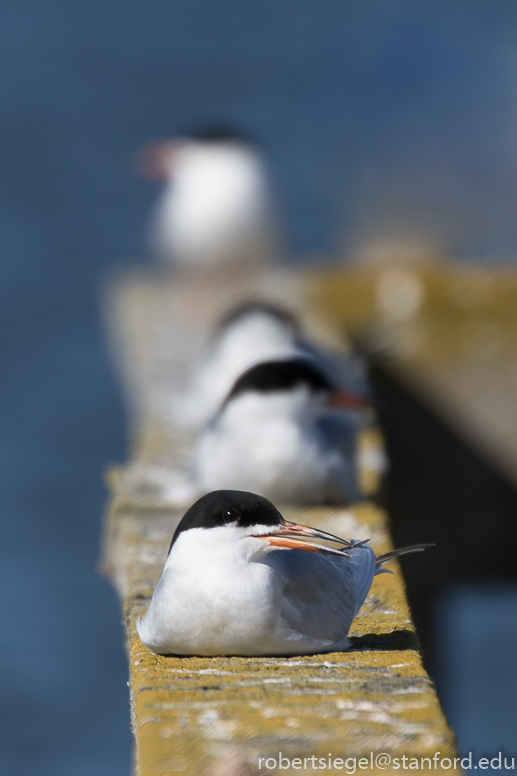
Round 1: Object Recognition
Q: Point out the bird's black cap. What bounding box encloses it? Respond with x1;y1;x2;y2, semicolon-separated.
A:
168;490;284;552
224;359;334;406
179;123;256;146
217;300;300;335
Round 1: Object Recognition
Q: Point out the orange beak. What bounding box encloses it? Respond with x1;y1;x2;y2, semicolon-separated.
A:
254;520;352;557
135;140;180;181
328;389;371;410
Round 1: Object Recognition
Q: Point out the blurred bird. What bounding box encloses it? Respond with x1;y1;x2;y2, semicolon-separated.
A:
137;490;432;656
175;300;368;431
187;357;365;504
138;127;279;267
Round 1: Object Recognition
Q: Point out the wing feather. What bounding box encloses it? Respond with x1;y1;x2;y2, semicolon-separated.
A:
346;542;376;617
265;550;355;641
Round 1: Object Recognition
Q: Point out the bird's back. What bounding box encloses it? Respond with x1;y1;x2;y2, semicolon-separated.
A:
262;543;376;653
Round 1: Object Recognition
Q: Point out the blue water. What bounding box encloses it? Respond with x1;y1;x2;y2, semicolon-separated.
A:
2;1;517;773
437;586;517;772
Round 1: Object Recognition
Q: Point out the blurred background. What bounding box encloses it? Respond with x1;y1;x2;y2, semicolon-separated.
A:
2;0;517;773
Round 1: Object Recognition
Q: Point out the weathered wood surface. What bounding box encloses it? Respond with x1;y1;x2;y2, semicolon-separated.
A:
102;265;456;775
308;261;517;487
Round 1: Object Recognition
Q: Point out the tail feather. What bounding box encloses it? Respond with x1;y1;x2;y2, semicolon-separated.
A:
375;543;434;573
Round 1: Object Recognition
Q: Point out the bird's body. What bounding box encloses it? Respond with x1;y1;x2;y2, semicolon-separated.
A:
137;491;431;656
190;381;358;504
142;133;278;268
176;303;303;430
138;522;361;655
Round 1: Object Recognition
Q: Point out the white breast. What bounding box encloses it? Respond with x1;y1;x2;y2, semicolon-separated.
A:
151;144;277;267
190;388;359;504
137;526;284;656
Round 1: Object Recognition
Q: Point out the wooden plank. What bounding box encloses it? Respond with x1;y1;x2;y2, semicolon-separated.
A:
307;261;517;486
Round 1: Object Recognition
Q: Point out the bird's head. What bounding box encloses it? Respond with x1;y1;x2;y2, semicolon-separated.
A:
167;490;352;557
221;359;369;414
136;126;258;182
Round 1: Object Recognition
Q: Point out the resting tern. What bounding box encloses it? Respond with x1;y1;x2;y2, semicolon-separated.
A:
187;357;365;504
137;490;432;656
138;128;279;268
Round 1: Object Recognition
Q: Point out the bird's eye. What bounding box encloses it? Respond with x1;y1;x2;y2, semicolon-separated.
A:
222;509;240;524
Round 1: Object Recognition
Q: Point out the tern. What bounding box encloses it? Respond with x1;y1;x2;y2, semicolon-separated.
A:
185;356;367;505
138;128;279;268
137;490;432;656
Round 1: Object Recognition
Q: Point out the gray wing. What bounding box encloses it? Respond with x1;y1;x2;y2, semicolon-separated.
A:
263;546;373;645
316;413;360;500
317;413;358;461
347;543;377;616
